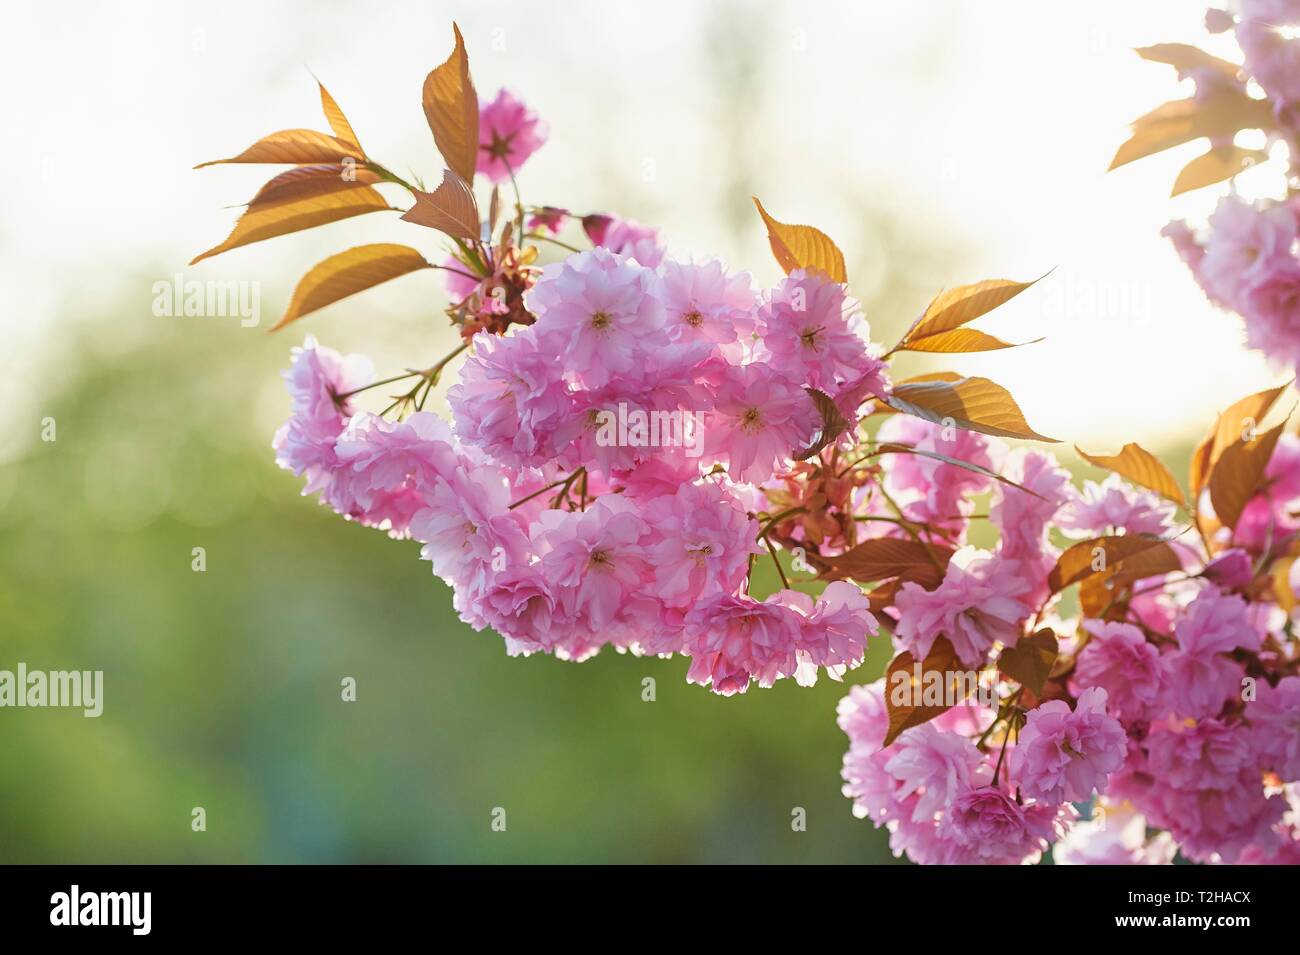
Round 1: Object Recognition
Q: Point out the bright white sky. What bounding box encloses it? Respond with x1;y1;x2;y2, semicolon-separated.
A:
0;0;1288;464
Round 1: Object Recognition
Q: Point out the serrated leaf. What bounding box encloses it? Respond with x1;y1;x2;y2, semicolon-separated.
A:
1075;442;1187;508
796;388;852;460
898;277;1041;349
1209;421;1285;529
885;375;1057;442
317;81;362;152
422;23;479;185
401;168;480;240
195;128;365;168
882;637;971;747
751;197;846;283
271;243;432;331
998;629;1058;696
1172;145;1267;196
191;185;391;264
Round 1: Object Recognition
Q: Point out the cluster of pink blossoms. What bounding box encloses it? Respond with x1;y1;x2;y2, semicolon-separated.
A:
205;23;1300;865
1135;2;1300;379
837;408;1300;865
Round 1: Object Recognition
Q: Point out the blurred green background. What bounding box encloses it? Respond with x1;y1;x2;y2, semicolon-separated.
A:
0;0;1259;862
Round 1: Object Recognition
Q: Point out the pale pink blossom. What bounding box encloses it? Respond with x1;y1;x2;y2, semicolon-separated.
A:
1073;621;1167;724
893;547;1031;668
477;88;548;184
706;363;817;485
273;336;374;494
1009;687;1127;804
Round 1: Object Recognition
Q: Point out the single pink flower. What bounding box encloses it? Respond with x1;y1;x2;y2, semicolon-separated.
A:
1009;687;1127;804
477;88;548;184
706;362;818;485
1073;620;1167;724
273;336;374;494
893;547;1031;668
758;269;879;392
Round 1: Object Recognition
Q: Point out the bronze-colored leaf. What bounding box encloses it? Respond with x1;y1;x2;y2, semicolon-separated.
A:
1209;421;1285;529
195;128;365;168
271;243;432;331
1075;442;1187;508
244;163;381;206
1190;385;1289;500
318;81;362;152
422;23;479;185
998;629;1058;696
191;185;392;264
1172;145;1268;196
1048;534;1175;594
821;537;952;588
751;197;847;283
897;327;1039;354
1109;93;1274;171
796;388;851;460
882;637;972;747
898;277;1042;349
885;375;1057;442
400;168;480;240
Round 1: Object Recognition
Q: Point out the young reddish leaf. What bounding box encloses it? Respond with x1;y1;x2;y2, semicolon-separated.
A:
195;128;365;167
191;186;392;264
271;243;432;331
897;277;1041;350
1048;534;1175;593
1171;145;1267;196
422;23;479;185
885;375;1057;442
882;637;971;747
821;537;952;587
897;327;1039;354
1075;442;1187;509
751;197;847;283
796;388;851;460
1209;421;1285;529
317;81;363;153
401;168;481;240
998;629;1058;696
244;163;382;206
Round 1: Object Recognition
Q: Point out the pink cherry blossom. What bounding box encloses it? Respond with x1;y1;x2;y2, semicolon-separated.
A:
477;88;548;184
706;362;818;485
527;247;665;390
1073;620;1167;724
642;480;761;609
1057;473;1176;538
273;336;374;495
758;269;880;393
893;547;1031;668
682;591;806;695
1009;687;1127;805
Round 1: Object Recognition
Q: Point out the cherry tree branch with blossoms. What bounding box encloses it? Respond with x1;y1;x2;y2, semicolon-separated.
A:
193;22;1300;866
